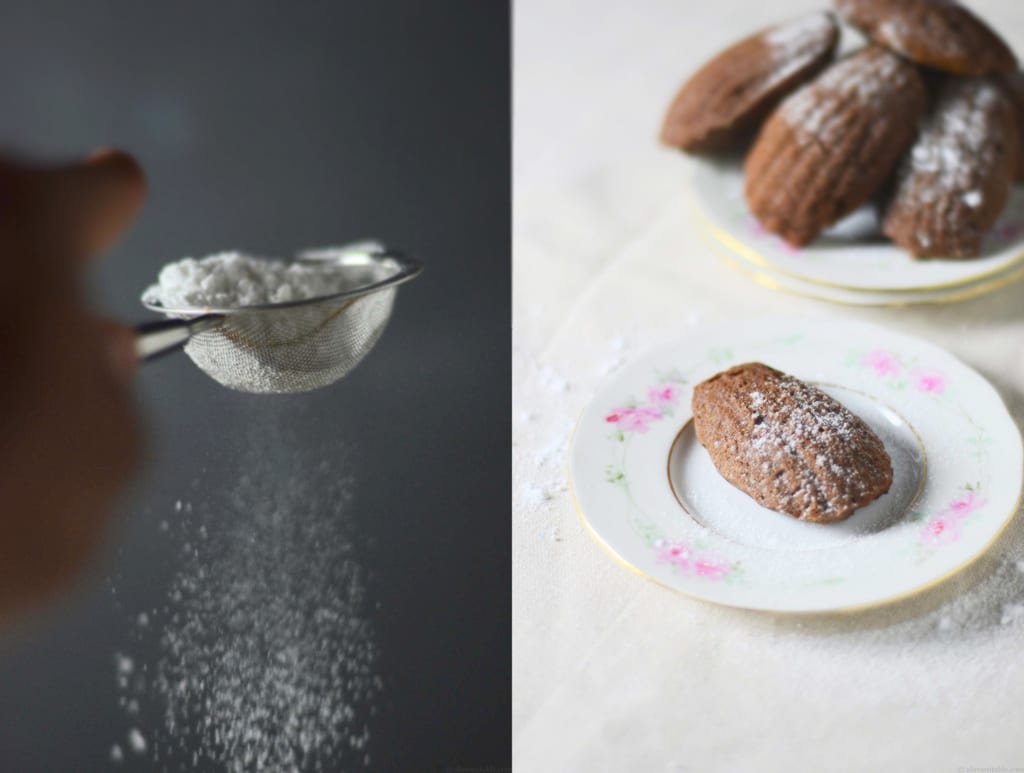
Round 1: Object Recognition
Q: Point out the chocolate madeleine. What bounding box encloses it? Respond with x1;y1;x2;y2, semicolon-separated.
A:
660;12;839;153
692;363;893;524
883;76;1020;258
744;47;926;247
835;0;1016;76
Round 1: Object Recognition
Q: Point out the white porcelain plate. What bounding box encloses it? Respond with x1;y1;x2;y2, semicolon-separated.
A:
569;318;1022;612
690;155;1024;293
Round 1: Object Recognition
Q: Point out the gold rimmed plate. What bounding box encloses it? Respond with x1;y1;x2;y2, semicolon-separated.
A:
568;317;1023;612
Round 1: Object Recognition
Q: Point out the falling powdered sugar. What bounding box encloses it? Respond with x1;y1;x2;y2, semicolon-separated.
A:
128;729;147;754
160;443;378;770
112;419;380;772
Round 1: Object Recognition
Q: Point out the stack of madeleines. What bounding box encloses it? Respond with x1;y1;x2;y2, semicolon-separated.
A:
661;0;1024;259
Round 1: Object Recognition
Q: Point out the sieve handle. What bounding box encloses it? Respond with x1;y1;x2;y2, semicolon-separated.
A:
135;315;225;362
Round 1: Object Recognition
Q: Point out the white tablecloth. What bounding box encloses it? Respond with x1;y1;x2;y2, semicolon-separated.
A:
513;1;1024;769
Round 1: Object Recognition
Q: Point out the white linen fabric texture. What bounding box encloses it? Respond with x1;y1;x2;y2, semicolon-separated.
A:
513;0;1024;770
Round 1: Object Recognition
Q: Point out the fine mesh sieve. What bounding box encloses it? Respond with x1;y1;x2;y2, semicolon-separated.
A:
136;242;422;394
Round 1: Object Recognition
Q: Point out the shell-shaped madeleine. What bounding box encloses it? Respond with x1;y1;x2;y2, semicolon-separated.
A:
744;47;926;247
883;77;1019;259
692;362;893;523
660;12;839;153
835;0;1016;76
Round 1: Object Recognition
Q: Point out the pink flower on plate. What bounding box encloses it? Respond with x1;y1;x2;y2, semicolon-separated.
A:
947;490;984;518
655;541;692;568
605;405;663;433
862;349;901;378
648;385;681;410
692;557;731;580
911;368;946;395
920;491;986;547
655;540;731;580
922;516;962;546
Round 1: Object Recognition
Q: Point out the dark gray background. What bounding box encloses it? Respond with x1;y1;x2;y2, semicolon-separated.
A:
0;1;509;770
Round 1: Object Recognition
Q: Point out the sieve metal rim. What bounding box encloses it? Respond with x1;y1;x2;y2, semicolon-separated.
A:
141;247;422;318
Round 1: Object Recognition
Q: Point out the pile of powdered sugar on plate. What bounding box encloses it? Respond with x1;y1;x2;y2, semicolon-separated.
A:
110;420;380;771
142;252;351;309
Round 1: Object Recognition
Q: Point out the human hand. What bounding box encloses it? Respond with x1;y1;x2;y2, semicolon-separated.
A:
0;149;146;620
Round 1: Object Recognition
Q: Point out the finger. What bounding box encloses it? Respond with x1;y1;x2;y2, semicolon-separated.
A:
96;318;139;385
54;149;147;259
13;149;147;262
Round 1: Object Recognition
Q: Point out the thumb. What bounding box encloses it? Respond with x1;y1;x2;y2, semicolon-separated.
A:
96;319;139;386
16;149;147;263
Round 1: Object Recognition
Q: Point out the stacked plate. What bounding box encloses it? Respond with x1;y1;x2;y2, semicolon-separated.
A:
689;156;1024;306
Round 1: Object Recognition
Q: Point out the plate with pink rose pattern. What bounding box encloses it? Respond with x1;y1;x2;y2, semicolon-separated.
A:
569;317;1023;612
689;155;1024;294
